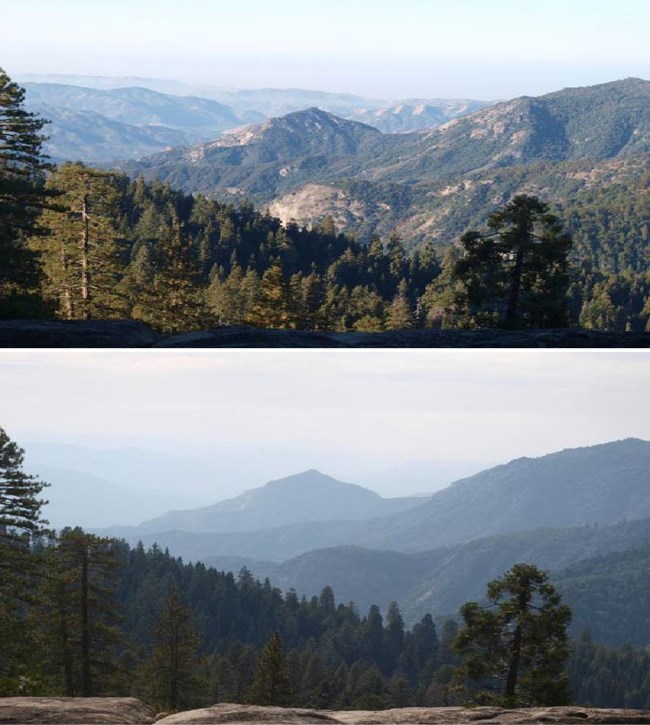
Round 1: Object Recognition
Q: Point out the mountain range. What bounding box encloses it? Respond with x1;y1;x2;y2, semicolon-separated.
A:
89;438;650;647
119;77;650;253
31;441;479;528
21;77;490;163
103;438;650;559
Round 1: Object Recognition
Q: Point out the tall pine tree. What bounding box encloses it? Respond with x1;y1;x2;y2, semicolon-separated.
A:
455;563;572;707
32;163;126;320
0;69;51;314
0;427;49;693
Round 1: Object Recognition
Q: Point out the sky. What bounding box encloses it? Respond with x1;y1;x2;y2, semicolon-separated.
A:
1;349;648;500
4;0;650;99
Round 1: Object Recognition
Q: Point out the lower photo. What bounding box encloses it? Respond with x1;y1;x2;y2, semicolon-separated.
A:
0;349;648;724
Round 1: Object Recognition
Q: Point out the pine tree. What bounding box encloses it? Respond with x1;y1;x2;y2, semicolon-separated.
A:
361;605;385;671
0;428;49;693
385;601;405;675
135;220;206;334
385;283;415;330
455;563;572;707
0;68;51;313
453;195;572;328
245;259;296;329
142;585;202;711
420;247;469;329
246;632;293;706
206;264;258;326
37;528;124;697
300;652;329;707
31;163;126;319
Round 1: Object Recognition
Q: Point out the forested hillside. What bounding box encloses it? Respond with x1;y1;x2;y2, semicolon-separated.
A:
206;517;650;637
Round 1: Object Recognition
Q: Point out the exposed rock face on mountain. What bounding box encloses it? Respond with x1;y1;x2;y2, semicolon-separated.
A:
135;470;422;535
0;697;154;723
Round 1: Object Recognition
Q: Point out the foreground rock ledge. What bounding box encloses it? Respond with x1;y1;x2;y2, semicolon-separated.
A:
2;701;650;724
155;704;650;724
0;321;649;348
0;697;155;723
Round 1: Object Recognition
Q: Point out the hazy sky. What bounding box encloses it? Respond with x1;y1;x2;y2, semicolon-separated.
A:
4;0;650;98
2;350;648;480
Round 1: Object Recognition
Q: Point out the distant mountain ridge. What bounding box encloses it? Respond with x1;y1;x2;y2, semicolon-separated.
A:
347;98;492;133
130;469;424;534
21;77;490;163
23;83;265;162
106;438;650;562
23;75;487;163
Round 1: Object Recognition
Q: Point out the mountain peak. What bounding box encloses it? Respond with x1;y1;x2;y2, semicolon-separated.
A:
135;470;422;535
262;469;340;489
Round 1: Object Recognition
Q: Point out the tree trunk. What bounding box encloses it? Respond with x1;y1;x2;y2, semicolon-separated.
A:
80;194;91;320
505;575;531;700
505;622;523;699
60;242;74;320
505;245;526;323
60;605;75;696
505;207;533;324
80;545;91;696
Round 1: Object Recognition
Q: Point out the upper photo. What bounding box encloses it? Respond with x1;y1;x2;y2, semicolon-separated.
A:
2;0;650;348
